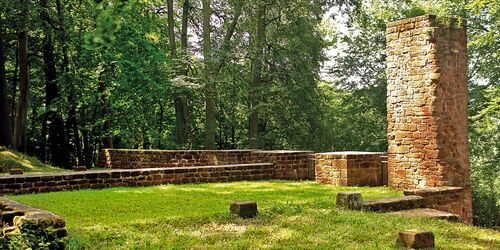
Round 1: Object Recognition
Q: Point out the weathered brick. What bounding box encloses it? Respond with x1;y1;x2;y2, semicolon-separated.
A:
386;15;472;224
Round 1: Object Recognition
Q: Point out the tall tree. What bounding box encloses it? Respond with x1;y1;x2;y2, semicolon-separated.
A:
202;0;216;149
14;0;29;152
40;0;71;168
168;0;190;146
0;11;12;147
249;1;266;148
98;69;113;149
57;0;84;165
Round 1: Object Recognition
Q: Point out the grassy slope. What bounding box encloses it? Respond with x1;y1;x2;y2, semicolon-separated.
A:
0;147;65;175
8;181;500;250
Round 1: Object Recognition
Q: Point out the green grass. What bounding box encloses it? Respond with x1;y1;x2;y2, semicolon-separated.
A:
0;147;66;175
7;181;500;249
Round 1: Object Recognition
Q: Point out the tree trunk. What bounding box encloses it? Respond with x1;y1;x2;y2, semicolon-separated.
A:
168;0;189;146
202;0;216;149
81;127;93;168
166;0;177;58
67;94;83;165
0;13;12;147
158;102;164;148
201;0;243;149
39;116;47;162
40;0;71;168
10;46;18;132
181;0;189;51
56;0;82;165
80;108;94;168
14;0;29;152
98;71;113;148
42;33;70;167
249;2;266;148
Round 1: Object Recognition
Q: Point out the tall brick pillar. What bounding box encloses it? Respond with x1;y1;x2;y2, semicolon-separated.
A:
386;15;472;222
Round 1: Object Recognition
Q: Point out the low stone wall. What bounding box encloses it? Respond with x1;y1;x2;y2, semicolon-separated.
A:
404;187;472;223
315;152;386;186
98;149;313;180
0;163;274;195
252;151;313;180
0;197;67;248
98;149;256;169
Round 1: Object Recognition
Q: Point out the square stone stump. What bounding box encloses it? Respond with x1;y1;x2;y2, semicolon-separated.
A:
230;201;258;218
336;192;363;210
397;229;435;249
315;152;385;186
73;166;87;172
9;169;23;175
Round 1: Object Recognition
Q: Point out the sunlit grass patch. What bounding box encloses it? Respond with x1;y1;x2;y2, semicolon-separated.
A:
0;146;66;174
7;181;500;249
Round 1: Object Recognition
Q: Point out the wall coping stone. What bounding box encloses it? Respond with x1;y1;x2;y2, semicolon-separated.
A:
404;187;463;196
316;152;385;155
0;163;275;181
252;150;313;154
101;149;312;153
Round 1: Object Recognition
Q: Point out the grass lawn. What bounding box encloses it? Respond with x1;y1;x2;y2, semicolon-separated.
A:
8;181;500;249
0;147;66;175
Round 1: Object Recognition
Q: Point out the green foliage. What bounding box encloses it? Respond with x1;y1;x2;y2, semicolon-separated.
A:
469;84;500;229
8;181;500;249
0;222;66;250
85;0;134;49
320;83;387;151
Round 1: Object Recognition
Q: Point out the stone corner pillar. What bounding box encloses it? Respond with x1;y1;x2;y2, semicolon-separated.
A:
386;15;472;222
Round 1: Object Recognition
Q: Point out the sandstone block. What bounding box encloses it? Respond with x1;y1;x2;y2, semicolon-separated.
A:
336;192;363;210
9;169;23;175
73;166;87;172
230;201;258;218
397;229;435;249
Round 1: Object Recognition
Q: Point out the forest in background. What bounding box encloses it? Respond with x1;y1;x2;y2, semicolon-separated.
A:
0;0;498;228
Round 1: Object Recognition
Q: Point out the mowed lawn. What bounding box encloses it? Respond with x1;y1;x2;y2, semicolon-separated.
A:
8;181;500;250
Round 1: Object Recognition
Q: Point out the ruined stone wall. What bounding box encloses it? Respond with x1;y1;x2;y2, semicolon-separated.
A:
251;151;314;180
386;15;472;223
315;152;386;186
404;187;471;222
0;197;67;247
0;163;274;196
98;149;312;180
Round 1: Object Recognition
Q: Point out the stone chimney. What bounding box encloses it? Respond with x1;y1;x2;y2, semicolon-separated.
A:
386;15;472;221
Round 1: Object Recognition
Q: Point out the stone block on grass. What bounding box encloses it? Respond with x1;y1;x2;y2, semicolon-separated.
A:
73;166;87;172
230;201;258;218
336;192;363;210
397;229;435;249
9;169;23;175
